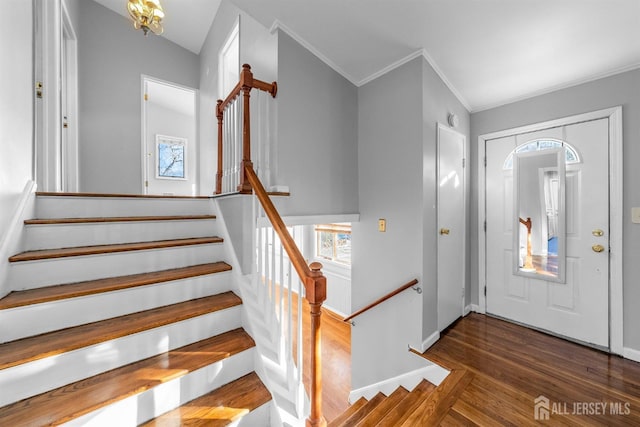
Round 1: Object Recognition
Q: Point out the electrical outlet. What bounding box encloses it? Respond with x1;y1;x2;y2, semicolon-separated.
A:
378;219;386;232
632;208;640;224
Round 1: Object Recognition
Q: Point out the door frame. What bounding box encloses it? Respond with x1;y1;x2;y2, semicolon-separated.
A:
140;75;199;195
477;106;623;354
436;122;467;330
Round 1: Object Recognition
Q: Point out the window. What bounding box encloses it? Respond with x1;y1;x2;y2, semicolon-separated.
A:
315;223;351;265
503;139;580;169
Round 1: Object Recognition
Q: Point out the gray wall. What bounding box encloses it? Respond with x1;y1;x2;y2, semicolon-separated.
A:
0;0;33;296
470;68;640;350
421;58;471;337
273;32;359;216
77;0;199;194
352;58;426;388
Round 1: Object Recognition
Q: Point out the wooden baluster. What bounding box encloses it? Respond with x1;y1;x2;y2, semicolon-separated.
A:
215;100;223;194
238;64;254;193
306;262;327;427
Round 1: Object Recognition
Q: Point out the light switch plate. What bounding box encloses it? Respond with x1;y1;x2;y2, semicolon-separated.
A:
378;219;386;232
632;208;640;224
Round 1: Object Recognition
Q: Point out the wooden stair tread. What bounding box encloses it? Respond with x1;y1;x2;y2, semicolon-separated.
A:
375;380;436;427
340;392;386;426
36;191;210;199
0;291;241;370
141;372;271;426
8;236;223;262
399;370;474;426
0;262;232;310
355;386;409;426
25;215;217;225
328;397;368;427
0;328;255;426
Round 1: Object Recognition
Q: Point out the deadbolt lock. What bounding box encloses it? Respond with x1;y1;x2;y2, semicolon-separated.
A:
592;229;604;237
592;244;605;253
440;228;450;235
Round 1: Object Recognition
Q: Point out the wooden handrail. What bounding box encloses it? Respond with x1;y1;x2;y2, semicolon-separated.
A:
216;64;277;195
244;164;327;427
343;279;420;323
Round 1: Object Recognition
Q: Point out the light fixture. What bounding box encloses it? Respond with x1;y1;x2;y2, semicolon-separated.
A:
127;0;164;36
447;113;459;128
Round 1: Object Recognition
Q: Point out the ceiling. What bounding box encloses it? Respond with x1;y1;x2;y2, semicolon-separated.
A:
96;0;640;112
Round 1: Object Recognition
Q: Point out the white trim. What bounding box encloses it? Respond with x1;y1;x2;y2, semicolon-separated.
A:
348;364;449;403
61;0;79;192
464;305;472;316
472;63;640;113
470;304;483;314
421;330;440;352
623;347;640;364
270;20;358;85
420;49;471;111
358;49;423;86
477;106;624;355
0;181;37;298
257;213;360;228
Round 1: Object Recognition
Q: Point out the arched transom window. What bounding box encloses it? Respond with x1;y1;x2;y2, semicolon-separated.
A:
503;139;580;169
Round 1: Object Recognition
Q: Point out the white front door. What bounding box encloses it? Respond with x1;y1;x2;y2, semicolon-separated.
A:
485;118;609;347
437;124;466;331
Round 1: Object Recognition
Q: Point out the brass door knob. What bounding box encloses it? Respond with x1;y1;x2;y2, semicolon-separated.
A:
592;244;605;253
440;228;450;235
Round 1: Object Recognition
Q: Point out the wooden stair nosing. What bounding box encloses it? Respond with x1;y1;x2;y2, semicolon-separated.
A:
8;236;224;262
340;392;386;426
141;372;272;426
0;291;242;370
24;214;217;225
0;262;232;310
398;369;474;426
0;328;255;426
354;386;409;427
328;397;368;427
375;380;436;427
36;191;211;199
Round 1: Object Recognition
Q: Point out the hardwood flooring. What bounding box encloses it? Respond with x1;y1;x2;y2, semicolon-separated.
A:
419;313;640;426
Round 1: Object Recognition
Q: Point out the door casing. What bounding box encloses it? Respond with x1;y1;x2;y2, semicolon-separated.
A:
477;106;623;354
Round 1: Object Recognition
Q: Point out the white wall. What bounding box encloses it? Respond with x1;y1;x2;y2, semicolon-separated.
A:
0;0;34;296
77;0;199;194
146;102;197;196
470;68;640;351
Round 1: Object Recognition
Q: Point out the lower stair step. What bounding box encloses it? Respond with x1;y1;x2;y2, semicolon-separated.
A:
0;292;242;370
356;386;409;426
329;397;368;427
375;380;436;427
340;392;386;426
141;372;272;426
0;328;256;426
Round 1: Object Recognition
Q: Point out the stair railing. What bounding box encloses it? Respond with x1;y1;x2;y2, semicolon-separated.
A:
216;64;277;194
217;64;327;427
343;279;421;325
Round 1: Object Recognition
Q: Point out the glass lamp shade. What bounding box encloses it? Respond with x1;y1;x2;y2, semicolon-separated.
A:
128;0;164;35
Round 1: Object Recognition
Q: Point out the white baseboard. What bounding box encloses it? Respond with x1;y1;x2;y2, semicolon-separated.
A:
623;347;640;364
348;363;450;403
471;304;484;313
0;180;36;298
464;305;472;316
421;330;440;352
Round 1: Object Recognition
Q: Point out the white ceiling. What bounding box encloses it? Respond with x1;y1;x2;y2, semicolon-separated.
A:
94;0;640;112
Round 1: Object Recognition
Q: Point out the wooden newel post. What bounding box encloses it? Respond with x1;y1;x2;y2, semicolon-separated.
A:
306;262;327;427
215;99;223;194
238;64;254;193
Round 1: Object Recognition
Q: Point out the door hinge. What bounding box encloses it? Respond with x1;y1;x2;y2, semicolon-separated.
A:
483;220;487;232
484;286;487;296
36;81;43;99
145;180;148;187
144;93;149;101
484;157;487;167
462;158;466;168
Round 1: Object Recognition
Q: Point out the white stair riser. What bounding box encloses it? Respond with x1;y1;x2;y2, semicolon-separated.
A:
64;349;259;427
36;197;214;219
0;272;233;343
0;305;242;407
24;220;219;250
9;243;226;290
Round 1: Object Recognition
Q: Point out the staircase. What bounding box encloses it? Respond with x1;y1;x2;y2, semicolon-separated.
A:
329;368;473;426
0;193;273;425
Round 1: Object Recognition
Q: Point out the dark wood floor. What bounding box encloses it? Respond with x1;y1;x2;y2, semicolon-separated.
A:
421;313;640;426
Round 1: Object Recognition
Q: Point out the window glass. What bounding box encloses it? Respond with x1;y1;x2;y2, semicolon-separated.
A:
315;223;351;265
503;139;580;169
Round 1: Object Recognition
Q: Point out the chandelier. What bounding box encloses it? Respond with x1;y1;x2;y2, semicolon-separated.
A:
127;0;165;36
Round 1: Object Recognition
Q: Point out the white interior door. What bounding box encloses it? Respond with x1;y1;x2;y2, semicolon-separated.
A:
437;124;465;331
485;118;609;347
